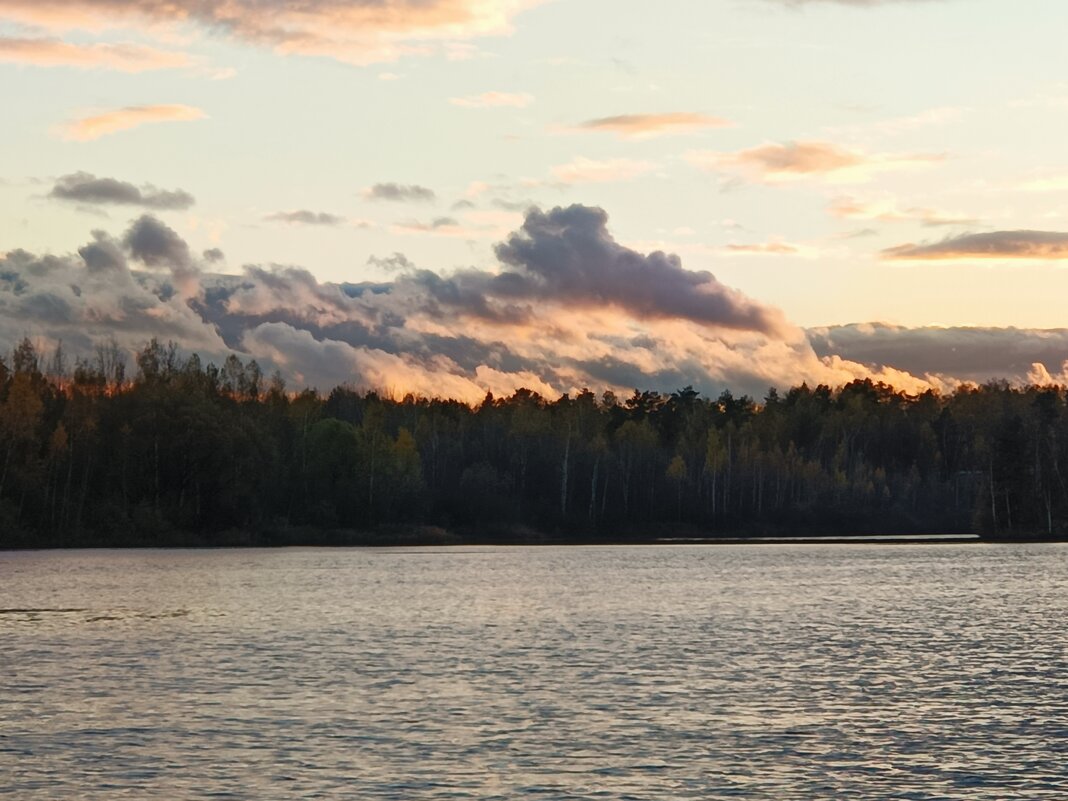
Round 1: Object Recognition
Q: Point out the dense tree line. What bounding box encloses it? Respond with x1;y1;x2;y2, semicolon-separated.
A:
0;337;1065;546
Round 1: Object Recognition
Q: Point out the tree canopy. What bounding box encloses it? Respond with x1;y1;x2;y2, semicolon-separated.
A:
1;338;1064;546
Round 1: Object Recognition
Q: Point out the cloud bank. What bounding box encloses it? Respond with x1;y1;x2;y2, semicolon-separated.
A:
808;323;1068;385
2;204;978;401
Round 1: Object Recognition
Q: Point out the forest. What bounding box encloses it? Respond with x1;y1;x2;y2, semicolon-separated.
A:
0;336;1065;547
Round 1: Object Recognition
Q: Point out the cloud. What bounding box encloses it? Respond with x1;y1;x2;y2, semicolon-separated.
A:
363;183;436;202
725;242;801;255
882;230;1068;261
264;210;345;226
1;204;974;402
0;36;191;71
0;224;225;360
203;248;225;263
0;0;544;66
78;230;127;273
765;0;942;5
687;140;943;184
492;205;787;333
829;196;977;227
808;323;1068;386
575;112;732;139
123;214;200;298
450;91;533;108
826;106;965;139
550;157;656;184
50;172;195;210
1018;176;1068;193
367;252;417;272
394;216;461;233
56;104;206;141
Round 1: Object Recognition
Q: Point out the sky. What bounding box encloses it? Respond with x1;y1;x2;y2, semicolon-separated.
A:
4;0;1068;400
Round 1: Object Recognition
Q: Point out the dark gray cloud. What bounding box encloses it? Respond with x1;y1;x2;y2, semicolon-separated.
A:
493;205;786;334
882;230;1068;260
50;171;195;210
808;323;1068;384
123;214;201;297
264;210;344;226
203;248;225;263
78;230;127;273
364;183;436;202
125;215;193;268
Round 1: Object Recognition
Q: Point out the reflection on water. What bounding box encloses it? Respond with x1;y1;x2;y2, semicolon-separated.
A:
2;544;1067;799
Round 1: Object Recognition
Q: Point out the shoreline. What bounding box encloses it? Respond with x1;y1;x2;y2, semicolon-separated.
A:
5;532;1067;551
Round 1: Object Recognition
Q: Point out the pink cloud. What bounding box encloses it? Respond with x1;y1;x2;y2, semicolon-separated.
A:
56;104;207;141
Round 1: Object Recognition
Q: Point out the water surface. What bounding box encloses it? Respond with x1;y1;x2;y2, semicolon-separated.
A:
3;544;1067;799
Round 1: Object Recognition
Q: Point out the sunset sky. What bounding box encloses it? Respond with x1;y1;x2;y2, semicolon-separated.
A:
4;0;1068;400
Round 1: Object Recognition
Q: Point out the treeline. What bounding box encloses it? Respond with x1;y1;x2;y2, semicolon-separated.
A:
0;337;1065;546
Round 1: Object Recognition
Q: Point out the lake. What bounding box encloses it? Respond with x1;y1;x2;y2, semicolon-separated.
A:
2;544;1067;799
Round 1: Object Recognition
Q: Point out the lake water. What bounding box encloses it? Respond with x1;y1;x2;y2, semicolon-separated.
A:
2;544;1068;799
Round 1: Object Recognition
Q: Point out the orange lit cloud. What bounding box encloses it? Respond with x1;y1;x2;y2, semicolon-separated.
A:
450;91;533;108
0;36;191;71
0;0;543;65
550;157;656;184
882;230;1068;260
575;112;732;139
687;140;944;184
829;196;977;227
57;103;206;141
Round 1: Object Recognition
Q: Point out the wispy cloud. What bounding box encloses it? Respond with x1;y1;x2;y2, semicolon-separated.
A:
56;104;206;141
1018;175;1068;193
393;216;463;234
264;210;345;226
0;36;192;72
450;91;533;108
363;183;436;202
574;112;732;139
725;241;801;255
764;0;946;5
551;157;656;184
826;106;966;138
687;140;944;184
50;172;195;210
829;196;977;227
882;230;1068;260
